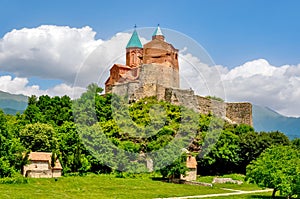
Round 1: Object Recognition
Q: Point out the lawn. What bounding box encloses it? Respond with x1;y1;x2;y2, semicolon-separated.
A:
0;174;274;199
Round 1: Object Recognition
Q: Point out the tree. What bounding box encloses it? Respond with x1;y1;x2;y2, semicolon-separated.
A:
73;83;103;126
19;123;58;152
198;130;240;175
292;138;300;149
238;131;272;173
246;145;300;198
159;153;188;180
57;121;97;174
23;95;42;123
0;110;25;177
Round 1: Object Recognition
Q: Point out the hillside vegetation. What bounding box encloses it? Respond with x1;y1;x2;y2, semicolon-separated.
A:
0;84;299;198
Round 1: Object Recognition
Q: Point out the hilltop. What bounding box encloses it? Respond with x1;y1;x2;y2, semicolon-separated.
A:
253;105;300;139
0;90;28;114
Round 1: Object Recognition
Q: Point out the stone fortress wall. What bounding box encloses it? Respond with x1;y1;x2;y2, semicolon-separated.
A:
112;80;253;126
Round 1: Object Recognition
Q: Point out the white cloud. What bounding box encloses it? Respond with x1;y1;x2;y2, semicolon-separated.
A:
0;26;134;86
0;75;42;96
179;53;226;99
1;25;300;117
0;25;103;83
179;55;300;117
0;75;85;98
220;59;300;117
0;25;150;88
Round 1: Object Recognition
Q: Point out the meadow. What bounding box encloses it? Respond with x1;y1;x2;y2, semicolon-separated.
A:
0;174;276;199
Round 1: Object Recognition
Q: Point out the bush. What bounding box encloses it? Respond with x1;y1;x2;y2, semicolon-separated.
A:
0;174;29;184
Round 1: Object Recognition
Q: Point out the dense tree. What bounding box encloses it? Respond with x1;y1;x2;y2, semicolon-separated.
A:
246;145;300;198
292;138;300;149
159;153;188;180
237;131;289;173
23;95;42;123
19;123;58;152
37;95;73;125
0;110;25;177
73;83;103;126
198;130;240;175
0;83;296;178
57;121;107;174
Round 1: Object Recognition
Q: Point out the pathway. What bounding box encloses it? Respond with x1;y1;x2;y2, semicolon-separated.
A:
153;188;273;199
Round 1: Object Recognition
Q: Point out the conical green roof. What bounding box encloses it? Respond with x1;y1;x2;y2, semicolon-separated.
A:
126;30;142;48
152;26;164;36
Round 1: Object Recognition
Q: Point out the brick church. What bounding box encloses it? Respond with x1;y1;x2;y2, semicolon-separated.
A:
105;26;179;93
104;26;253;126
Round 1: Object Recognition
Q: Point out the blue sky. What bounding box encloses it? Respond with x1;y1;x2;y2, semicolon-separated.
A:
1;0;300;117
2;0;300;67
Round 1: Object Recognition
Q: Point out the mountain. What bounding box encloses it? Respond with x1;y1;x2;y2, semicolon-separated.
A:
253;105;300;139
0;91;28;115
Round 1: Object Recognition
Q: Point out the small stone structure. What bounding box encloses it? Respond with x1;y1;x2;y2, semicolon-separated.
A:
105;26;253;126
23;152;62;178
180;154;197;181
212;177;243;185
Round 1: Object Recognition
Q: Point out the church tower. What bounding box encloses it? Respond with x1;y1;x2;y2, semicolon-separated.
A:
126;29;143;68
152;25;165;41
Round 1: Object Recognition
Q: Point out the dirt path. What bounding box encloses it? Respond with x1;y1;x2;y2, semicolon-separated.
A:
153;188;273;199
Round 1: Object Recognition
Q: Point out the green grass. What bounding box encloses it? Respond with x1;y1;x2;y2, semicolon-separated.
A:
0;174;226;199
0;174;274;199
197;174;261;191
206;192;284;199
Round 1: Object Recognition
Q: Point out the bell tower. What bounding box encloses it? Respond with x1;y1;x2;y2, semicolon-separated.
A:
152;25;165;41
126;27;143;68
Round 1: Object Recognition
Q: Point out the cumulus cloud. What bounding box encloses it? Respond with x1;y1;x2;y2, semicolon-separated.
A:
0;75;42;96
0;25;300;117
220;59;300;117
179;55;300;117
0;75;85;98
0;25;144;98
179;52;226;99
0;25;103;82
0;25;150;89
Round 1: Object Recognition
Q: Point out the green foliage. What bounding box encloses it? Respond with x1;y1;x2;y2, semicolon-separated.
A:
20;123;58;152
292;138;300;149
0;82;295;180
57;121;107;174
236;130;288;174
205;96;224;102
0;173;28;184
233;124;254;135
0;110;26;177
159;153;188;179
198;129;240;175
246;145;300;198
73;83;105;126
24;95;73;125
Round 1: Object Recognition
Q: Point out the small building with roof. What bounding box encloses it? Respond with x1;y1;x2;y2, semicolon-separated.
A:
23;152;62;178
181;154;197;181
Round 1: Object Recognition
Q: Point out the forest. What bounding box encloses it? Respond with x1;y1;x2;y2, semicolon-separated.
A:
0;83;299;197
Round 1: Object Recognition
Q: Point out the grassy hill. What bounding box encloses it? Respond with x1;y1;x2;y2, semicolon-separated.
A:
0;90;28;114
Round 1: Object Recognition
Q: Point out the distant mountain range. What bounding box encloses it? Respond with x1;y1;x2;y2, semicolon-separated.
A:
0;91;28;115
252;105;300;139
0;90;298;139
